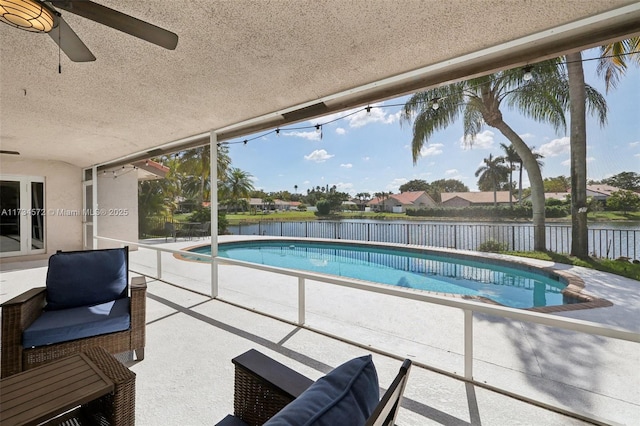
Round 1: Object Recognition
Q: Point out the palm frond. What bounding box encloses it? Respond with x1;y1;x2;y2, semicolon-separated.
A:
597;37;640;93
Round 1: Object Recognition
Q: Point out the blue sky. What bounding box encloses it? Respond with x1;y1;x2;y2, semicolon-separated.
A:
226;52;640;196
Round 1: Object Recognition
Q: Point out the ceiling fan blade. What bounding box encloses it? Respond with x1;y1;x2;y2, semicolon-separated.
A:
48;16;96;62
50;1;178;50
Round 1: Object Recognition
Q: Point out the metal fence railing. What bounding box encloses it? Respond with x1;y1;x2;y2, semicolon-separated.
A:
228;221;639;260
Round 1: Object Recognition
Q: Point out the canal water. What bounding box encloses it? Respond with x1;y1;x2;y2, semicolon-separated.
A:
228;219;639;260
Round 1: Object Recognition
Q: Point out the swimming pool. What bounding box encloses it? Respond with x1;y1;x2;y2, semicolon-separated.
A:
187;240;580;309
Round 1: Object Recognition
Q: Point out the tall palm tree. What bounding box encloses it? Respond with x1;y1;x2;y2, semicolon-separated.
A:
225;168;254;213
475;154;510;207
402;62;575;251
565;39;635;258
180;145;231;207
499;143;520;207
515;147;544;205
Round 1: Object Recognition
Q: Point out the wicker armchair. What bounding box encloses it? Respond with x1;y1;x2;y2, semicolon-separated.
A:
217;349;412;426
1;247;146;378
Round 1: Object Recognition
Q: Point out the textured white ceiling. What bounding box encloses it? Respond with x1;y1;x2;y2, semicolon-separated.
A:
1;0;639;168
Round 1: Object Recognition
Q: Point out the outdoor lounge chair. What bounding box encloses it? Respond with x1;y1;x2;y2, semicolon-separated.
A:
216;349;412;426
0;247;146;378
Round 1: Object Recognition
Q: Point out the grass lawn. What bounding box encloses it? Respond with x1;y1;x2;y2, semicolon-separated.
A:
587;211;640;221
507;251;640;281
223;210;640;225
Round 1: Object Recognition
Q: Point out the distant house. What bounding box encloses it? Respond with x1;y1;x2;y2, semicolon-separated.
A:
586;185;623;202
440;191;514;207
368;191;437;212
544;192;570;202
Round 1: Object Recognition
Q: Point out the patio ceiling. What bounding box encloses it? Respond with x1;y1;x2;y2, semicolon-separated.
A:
1;0;639;169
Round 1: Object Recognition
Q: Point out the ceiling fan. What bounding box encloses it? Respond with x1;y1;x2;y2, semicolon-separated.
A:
0;0;178;62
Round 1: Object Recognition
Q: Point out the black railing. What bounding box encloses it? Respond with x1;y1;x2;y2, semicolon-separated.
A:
228;221;639;260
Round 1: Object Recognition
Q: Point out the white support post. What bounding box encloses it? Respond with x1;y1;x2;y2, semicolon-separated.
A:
92;166;98;249
211;131;219;298
464;309;473;380
156;250;162;279
298;277;306;325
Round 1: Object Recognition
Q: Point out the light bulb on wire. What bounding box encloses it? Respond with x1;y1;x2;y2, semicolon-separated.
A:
523;66;533;81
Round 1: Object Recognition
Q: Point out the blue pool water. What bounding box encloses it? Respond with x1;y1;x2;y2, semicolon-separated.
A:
189;241;571;309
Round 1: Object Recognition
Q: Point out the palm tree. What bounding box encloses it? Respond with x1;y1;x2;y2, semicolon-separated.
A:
565;39;636;258
515;147;544;205
180;145;231;208
402;62;575;250
224;168;254;212
475;154;510;207
499;143;520;207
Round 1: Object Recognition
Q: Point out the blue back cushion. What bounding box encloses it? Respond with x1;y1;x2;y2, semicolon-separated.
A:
46;248;128;310
264;355;379;426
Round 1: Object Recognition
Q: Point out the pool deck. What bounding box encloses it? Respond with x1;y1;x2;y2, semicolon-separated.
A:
1;235;638;425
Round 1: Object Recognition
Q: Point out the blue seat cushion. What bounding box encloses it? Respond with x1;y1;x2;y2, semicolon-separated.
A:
264;355;379;426
46;248;128;310
23;298;131;348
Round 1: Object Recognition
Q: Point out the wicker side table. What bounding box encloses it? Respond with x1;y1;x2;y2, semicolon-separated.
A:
81;347;136;426
1;346;135;425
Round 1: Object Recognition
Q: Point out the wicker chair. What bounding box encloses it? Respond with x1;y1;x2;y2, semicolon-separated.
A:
1;247;146;379
217;349;412;426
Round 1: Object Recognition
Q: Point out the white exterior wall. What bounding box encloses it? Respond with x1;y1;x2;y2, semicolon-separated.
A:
0;157;82;259
97;170;139;249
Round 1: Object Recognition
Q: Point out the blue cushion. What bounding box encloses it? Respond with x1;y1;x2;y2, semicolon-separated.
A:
264;355;379;426
46;248;128;310
23;298;131;348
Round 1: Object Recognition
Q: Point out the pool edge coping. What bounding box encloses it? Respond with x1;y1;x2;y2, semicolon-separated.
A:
174;237;614;314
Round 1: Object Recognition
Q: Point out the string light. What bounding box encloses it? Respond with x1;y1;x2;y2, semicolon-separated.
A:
219;52;627;148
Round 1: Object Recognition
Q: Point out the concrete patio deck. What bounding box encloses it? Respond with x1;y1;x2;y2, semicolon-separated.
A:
1;237;638;425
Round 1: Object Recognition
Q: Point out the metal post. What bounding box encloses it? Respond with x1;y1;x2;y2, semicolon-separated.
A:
156;250;162;279
92;166;98;249
464;309;473;379
298;277;305;325
211;131;219;298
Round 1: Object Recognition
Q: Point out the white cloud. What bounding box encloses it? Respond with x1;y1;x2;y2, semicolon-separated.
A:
538;136;570;157
561;159;571;167
284;130;321;141
519;133;535;140
335;127;346;135
460;130;495;149
303;180;310;184
587;156;595;163
340;163;353;169
418;143;444;157
445;169;458;175
386;178;408;192
362;156;371;161
629;141;640;147
304;149;334;163
250;176;259;182
334;182;354;192
635;153;640;158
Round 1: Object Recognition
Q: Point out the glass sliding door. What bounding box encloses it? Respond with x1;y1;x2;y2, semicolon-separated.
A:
83;180;94;249
0;176;45;257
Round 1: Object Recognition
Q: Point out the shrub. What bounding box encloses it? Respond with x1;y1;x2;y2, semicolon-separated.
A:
316;199;331;215
187;207;228;234
478;239;507;253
